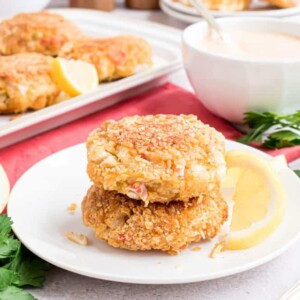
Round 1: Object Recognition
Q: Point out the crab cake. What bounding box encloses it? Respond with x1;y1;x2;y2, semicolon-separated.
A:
0;53;62;114
87;115;226;204
0;12;83;56
82;185;228;254
59;35;152;82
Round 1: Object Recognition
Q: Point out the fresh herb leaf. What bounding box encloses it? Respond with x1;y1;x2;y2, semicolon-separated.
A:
264;130;300;149
294;170;300;178
0;236;21;261
0;268;19;289
0;214;51;298
238;123;271;144
237;111;300;149
5;246;51;288
0;215;13;237
0;286;36;300
243;112;278;129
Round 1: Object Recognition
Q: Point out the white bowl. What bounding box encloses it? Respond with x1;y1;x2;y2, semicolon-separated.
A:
182;18;300;123
0;0;50;17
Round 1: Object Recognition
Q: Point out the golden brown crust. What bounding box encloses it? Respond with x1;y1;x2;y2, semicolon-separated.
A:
175;0;251;11
82;185;228;254
59;35;152;82
0;11;83;56
87;114;226;204
262;0;296;7
0;53;62;114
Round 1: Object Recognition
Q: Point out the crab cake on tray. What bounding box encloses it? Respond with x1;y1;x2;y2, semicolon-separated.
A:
59;35;152;82
0;12;83;56
0;53;61;114
82;185;228;254
87;115;226;205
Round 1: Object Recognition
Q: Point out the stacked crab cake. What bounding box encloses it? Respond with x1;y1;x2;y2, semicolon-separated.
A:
0;53;61;113
59;35;153;82
82;114;228;254
0;11;84;114
0;11;83;56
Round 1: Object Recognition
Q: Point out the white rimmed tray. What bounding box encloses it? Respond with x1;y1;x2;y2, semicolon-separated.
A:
161;0;300;22
0;8;182;149
7;141;300;284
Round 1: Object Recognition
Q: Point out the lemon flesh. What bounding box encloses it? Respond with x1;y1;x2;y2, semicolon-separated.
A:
51;58;98;97
0;164;10;214
223;150;286;250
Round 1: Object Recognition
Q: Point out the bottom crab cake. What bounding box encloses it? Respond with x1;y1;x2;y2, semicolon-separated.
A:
0;53;62;114
82;185;228;254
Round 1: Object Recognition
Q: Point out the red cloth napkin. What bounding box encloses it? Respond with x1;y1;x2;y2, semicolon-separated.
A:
1;83;300;187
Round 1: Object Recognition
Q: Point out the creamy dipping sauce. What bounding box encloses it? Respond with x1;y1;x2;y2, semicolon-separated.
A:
199;30;300;60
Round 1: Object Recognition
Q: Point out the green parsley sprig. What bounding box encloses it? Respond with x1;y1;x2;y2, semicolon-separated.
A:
237;111;300;149
0;214;51;300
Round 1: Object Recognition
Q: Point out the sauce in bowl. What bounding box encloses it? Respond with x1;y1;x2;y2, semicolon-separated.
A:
199;30;300;60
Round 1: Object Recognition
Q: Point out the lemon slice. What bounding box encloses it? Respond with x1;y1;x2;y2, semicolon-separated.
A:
223;150;286;250
0;164;10;214
51;58;98;97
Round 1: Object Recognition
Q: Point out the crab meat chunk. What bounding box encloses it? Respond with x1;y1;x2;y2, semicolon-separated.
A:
89;146;110;163
100;155;118;167
174;164;185;178
126;183;148;202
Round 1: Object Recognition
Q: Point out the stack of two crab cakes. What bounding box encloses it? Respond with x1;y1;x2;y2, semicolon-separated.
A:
82;114;228;254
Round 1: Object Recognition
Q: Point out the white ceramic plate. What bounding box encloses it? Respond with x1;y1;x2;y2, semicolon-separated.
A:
161;2;202;24
7;141;300;284
0;9;181;149
162;0;300;18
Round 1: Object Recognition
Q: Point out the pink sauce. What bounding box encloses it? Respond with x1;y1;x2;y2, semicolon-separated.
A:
199;30;300;60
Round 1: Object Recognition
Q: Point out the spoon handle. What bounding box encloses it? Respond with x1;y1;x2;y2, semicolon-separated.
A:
189;0;227;42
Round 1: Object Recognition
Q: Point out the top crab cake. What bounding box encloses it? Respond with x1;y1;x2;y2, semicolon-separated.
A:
87;114;226;205
0;11;83;56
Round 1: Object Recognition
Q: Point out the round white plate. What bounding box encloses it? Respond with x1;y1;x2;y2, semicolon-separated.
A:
161;0;300;22
8;142;300;284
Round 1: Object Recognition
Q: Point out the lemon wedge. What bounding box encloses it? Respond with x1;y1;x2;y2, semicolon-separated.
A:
223;150;286;250
51;58;98;97
0;164;10;214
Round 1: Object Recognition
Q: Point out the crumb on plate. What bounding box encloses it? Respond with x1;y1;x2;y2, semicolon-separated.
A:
67;203;78;214
65;231;88;246
192;246;202;252
209;241;225;259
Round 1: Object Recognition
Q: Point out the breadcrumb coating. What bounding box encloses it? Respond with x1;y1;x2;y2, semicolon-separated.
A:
87;114;226;204
263;0;296;8
0;53;63;114
0;11;83;56
174;0;250;11
59;35;152;82
82;185;228;254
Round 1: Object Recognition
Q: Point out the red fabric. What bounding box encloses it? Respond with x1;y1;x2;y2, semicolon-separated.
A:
1;83;300;188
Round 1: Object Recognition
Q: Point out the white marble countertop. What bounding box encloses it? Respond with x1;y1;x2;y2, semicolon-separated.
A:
27;1;300;299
